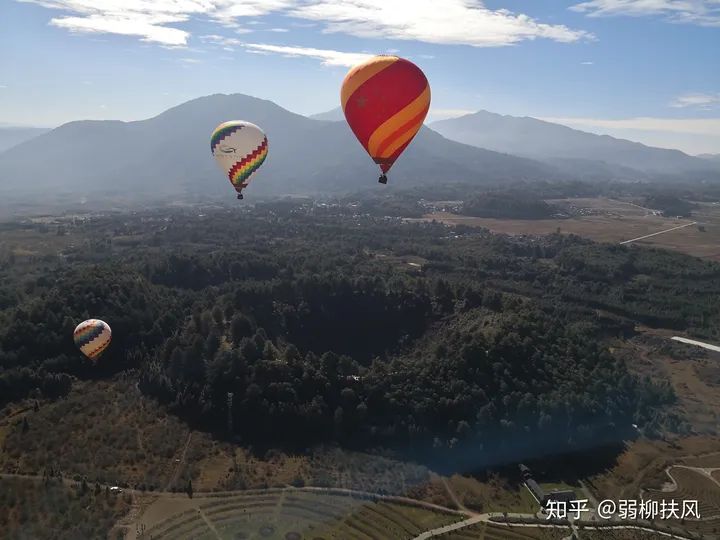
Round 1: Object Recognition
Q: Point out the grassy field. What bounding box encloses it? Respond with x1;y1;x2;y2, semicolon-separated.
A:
0;379;208;490
405;473;539;515
578;528;682;539
610;328;720;436
135;489;460;540
0;476;130;540
446;475;538;514
416;197;720;261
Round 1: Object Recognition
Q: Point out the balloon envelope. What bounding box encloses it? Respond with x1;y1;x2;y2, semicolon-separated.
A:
211;121;268;195
73;319;112;360
341;56;430;174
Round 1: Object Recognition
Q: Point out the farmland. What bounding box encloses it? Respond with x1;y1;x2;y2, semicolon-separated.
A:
132;489;461;540
417;197;720;260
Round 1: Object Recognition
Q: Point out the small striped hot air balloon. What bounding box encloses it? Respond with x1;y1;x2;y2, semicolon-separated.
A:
73;319;112;361
211;121;269;200
341;55;431;184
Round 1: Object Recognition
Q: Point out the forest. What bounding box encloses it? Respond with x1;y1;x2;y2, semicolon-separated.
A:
460;192;560;219
1;201;716;468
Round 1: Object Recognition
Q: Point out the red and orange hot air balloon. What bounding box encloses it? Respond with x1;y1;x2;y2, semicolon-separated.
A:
341;55;431;184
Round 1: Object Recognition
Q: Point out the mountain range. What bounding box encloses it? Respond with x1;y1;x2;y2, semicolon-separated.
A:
0;94;563;199
0;95;717;201
430;110;713;176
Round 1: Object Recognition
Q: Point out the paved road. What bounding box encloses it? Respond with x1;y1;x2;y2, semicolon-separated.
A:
672;336;720;353
413;514;487;539
619;221;697;245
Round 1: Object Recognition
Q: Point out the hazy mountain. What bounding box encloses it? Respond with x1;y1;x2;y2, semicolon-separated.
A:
309;107;344;122
699;153;720;163
0;126;51;152
430;110;714;175
0;94;564;200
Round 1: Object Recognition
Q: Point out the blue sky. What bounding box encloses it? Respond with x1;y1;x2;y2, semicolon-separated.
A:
1;0;719;154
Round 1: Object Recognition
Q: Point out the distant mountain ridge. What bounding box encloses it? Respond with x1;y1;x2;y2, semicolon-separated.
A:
0;127;51;152
699;153;720;163
309;108;345;122
0;94;563;199
430;110;715;175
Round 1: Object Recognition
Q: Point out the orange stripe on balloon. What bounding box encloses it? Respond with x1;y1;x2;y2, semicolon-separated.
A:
367;85;430;156
376;110;428;159
340;56;398;111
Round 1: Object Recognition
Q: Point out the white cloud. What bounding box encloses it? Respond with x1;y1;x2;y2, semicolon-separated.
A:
241;43;373;67
581;60;594;64
268;27;289;32
290;0;592;46
418;54;436;59
670;92;720;108
19;0;592;48
570;0;720;26
209;0;295;26
199;34;242;46
0;85;7;89
178;57;201;63
18;0;212;46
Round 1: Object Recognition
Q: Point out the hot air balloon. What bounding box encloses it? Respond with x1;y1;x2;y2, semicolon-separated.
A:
73;319;111;361
211;121;269;199
341;55;431;184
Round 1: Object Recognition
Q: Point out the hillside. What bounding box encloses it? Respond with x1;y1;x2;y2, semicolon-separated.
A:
0;94;562;200
0;126;50;152
430;110;716;176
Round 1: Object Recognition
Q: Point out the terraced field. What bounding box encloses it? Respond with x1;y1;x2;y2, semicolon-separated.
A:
647;467;720;518
138;489;460;540
435;522;569;539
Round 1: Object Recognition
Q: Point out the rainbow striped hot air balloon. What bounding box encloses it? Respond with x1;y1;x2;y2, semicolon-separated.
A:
73;319;112;361
211;121;268;199
341;55;431;184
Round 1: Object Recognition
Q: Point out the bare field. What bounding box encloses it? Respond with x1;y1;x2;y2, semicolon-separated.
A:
416;197;720;260
611;329;720;435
